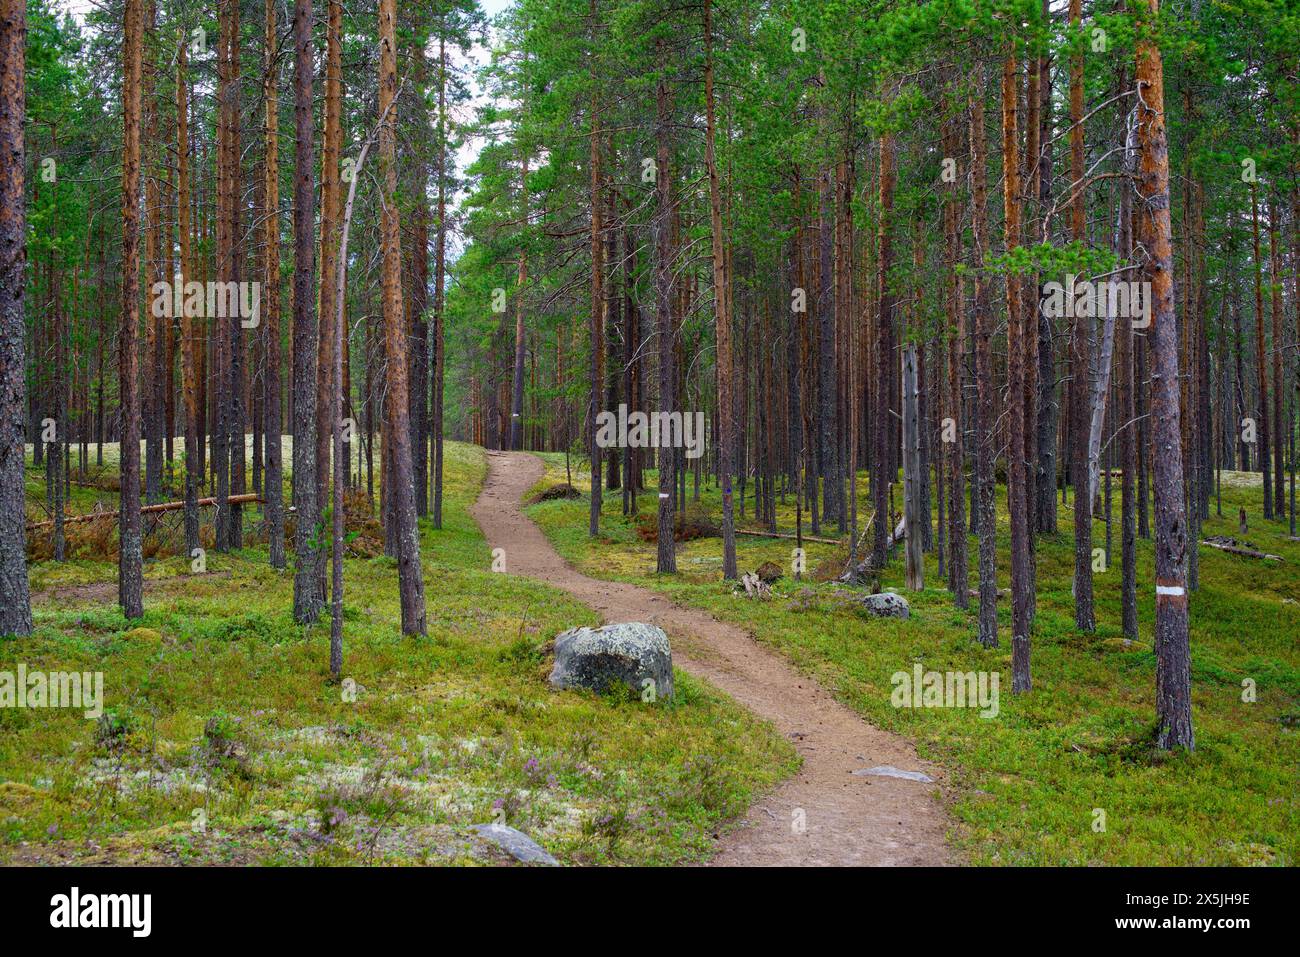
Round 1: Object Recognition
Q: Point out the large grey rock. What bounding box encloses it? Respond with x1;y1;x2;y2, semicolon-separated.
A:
846;590;911;620
472;824;559;866
548;622;673;701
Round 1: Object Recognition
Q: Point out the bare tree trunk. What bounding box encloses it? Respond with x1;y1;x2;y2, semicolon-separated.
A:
291;0;322;624
653;44;675;574
228;0;247;549
317;0;342;543
328;59;387;680
1022;26;1039;568
1250;181;1272;519
872;130;895;572
513;146;529;452
212;6;230;549
118;0;145;619
0;0;32;635
176;34;201;559
1135;0;1193;750
1004;49;1031;689
704;0;736;580
943;106;968;608
46;133;65;561
431;35;447;527
901;344;923;590
1069;0;1094;630
1117;80;1138;639
262;0;284;569
1088;308;1118;506
969;77;997;647
588;11;603;536
604;202;620;492
818;161;841;534
1269;199;1284;517
408;41;429;514
378;0;425;635
143;0;162;505
1035;15;1057;535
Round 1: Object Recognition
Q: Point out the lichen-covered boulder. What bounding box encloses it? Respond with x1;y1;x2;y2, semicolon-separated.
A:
844;590;911;619
548;622;673;702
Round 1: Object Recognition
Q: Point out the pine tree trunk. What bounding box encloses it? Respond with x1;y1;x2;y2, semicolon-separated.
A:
1250;181;1271;518
176;34;202;558
262;0;284;569
872;131;895;572
704;0;736;580
1035;16;1057;535
316;0;342;538
1135;0;1193;750
653;47;675;573
1117;77;1138;639
118;0;145;619
588;13;603;536
0;0;32;635
969;77;997;647
902;344;923;591
378;0;426;635
226;0;244;550
143;1;162;505
291;0;322;624
513;154;529;452
942;106;968;608
1004;49;1031;690
1069;0;1094;630
817;163;840;533
431;34;447;527
1269;200;1284;517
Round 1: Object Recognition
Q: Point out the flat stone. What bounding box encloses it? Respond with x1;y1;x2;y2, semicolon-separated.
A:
852;765;933;783
471;824;559;866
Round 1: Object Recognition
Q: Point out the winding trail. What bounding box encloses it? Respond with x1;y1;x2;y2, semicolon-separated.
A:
469;450;952;866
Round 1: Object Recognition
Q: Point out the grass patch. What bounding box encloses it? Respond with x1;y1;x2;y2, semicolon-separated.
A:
1;440;796;866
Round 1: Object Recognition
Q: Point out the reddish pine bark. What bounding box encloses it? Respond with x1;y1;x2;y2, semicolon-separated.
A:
378;0;426;635
262;0;284;569
1135;0;1193;750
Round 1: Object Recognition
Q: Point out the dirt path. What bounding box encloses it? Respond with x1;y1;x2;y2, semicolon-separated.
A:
469;450;952;866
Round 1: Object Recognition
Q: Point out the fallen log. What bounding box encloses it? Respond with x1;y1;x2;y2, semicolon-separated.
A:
837;516;907;584
968;587;1012;599
734;528;842;546
1200;539;1283;562
26;493;266;531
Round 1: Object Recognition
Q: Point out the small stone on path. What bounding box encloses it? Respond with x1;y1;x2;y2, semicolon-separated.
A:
853;765;934;783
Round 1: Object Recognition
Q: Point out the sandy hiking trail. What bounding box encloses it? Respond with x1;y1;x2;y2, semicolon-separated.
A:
469;450;952;866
